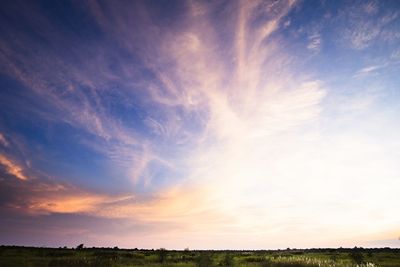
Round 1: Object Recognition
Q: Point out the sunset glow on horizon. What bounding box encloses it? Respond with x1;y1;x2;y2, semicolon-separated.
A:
1;0;400;249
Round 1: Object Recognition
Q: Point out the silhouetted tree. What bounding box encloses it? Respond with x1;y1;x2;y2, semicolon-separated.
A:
76;244;84;250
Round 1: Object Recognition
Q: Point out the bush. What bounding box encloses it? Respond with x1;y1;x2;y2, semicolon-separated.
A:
48;258;111;267
349;250;364;265
196;253;213;267
329;252;338;262
243;255;264;262
260;259;273;267
157;248;167;263
220;253;234;266
260;259;319;267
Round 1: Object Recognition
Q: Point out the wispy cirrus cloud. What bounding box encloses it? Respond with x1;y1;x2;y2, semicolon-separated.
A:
0;133;9;147
353;63;387;78
338;1;400;50
1;0;400;249
1;0;325;240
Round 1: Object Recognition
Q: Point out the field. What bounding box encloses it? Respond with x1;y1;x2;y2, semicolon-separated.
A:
0;246;399;267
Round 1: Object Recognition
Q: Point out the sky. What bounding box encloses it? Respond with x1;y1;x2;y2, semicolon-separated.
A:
0;0;400;249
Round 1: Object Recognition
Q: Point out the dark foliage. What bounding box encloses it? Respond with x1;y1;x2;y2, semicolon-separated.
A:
196;253;213;267
349;249;364;265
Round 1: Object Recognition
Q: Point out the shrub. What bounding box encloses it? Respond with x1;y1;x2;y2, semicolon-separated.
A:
260;258;273;267
260;259;319;267
349;250;364;265
48;258;111;267
220;253;234;266
157;248;167;263
196;253;213;267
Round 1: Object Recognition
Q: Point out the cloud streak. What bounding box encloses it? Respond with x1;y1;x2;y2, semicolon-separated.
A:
0;154;27;181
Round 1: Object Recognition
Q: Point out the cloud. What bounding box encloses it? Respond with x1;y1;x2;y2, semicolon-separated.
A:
0;1;156;187
353;63;387;77
0;166;124;216
362;1;379;15
0;133;9;147
338;1;400;50
0;0;300;193
1;0;400;249
0;154;27;180
391;48;400;59
0;0;318;225
0;1;344;247
0;162;226;243
357;65;384;74
307;33;321;51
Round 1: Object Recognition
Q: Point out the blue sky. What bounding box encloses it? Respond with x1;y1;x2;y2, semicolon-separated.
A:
1;0;400;249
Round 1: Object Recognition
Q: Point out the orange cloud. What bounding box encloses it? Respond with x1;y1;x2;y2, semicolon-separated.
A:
0;154;27;180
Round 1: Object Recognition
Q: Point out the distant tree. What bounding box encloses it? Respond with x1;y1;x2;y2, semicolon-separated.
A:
349;249;364;265
196;253;212;267
157;248;167;263
76;244;84;250
182;247;190;262
221;252;234;266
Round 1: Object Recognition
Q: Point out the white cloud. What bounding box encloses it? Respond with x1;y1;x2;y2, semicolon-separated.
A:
339;2;399;50
307;33;322;51
353;64;386;77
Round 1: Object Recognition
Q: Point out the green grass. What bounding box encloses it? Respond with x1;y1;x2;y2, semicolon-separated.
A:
0;246;399;267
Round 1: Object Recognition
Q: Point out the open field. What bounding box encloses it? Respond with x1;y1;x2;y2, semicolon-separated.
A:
0;246;399;267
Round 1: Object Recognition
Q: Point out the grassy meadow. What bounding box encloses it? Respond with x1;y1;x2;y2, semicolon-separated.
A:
0;246;399;267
